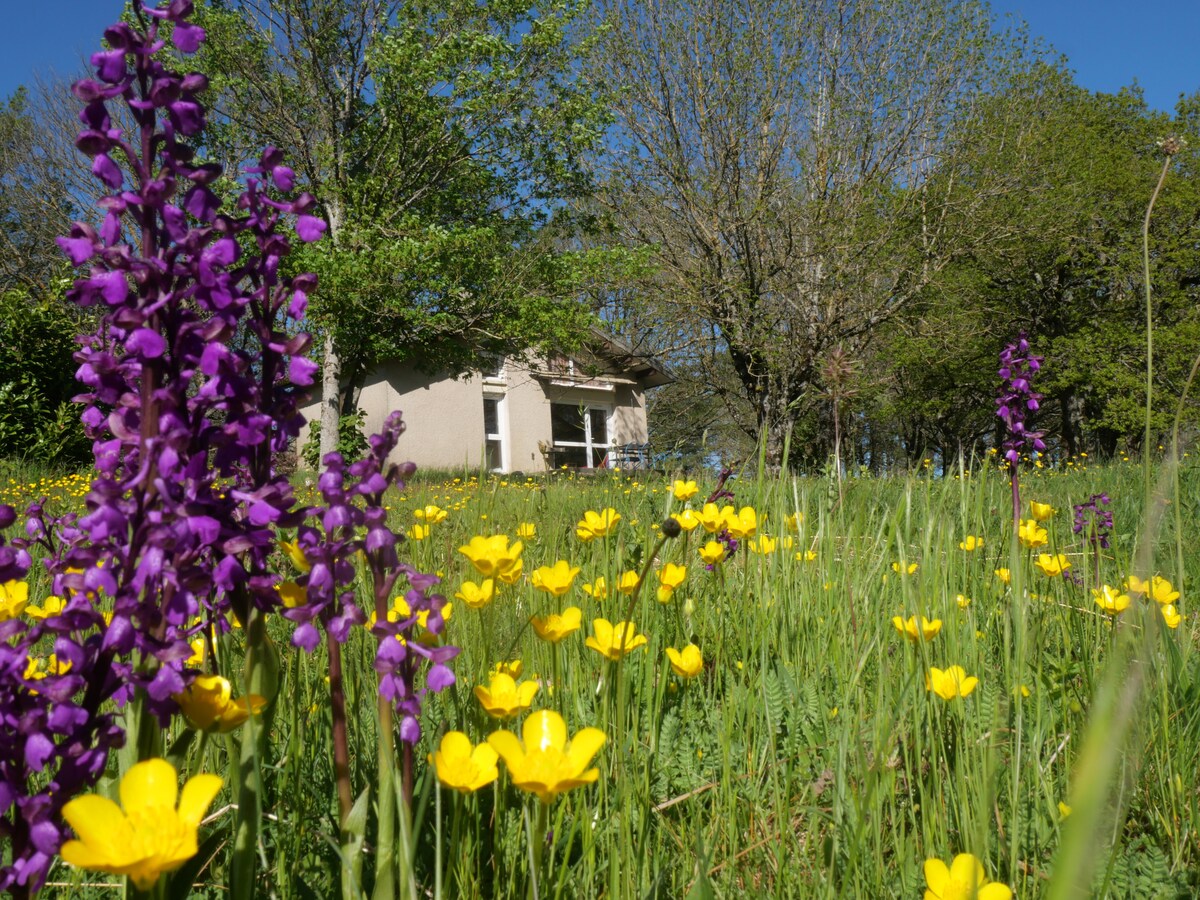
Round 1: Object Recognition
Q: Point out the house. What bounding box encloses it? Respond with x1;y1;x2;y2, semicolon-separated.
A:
299;329;672;474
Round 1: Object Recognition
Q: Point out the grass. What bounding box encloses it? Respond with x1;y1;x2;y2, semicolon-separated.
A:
15;456;1200;898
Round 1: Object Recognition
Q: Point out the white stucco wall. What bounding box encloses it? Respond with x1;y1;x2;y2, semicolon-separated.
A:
298;356;654;474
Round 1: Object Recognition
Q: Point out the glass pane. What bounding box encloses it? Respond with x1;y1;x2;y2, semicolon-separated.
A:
555;445;588;468
591;445;609;468
589;408;608;446
483;398;498;436
485;438;502;470
551;404;585;443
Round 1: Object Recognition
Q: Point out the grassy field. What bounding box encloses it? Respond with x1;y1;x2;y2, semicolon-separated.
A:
12;456;1200;898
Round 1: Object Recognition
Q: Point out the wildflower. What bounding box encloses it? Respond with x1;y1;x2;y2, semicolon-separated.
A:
892;561;918;576
488;710;605;803
186;639;206;667
473;672;539;719
408;523;429;541
1160;604;1181;629
796;549;818;563
430;732;499;794
1017;519;1048;549
892;615;942;642
275;580;306;608
585;618;648;660
958;536;983;552
0;579;28;621
1126;575;1180;605
1029;501;1055;521
516;522;537;540
455;579;496;610
671;479;699;501
1073;493;1113;549
276;538;311;575
722;506;757;539
955;594;971;609
616;570;641;595
531;561;581;597
665;644;703;678
699;541;726;566
925;666;979;700
1034;554;1071;577
414;504;448;524
24;654;73;680
24;595;67;620
923;853;1012;900
655;563;687;603
174;675;267;733
749;535;777;555
996;331;1046;468
60;759;223;890
582;576;609;600
1092;584;1130;615
994;568;1011;586
695;503;726;533
459;535;524;581
493;659;523;678
530;607;583;643
576;508;621;541
1057;801;1072;819
670;509;701;532
785;512;802;531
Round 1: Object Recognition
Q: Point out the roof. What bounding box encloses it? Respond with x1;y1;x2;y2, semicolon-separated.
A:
587;326;674;389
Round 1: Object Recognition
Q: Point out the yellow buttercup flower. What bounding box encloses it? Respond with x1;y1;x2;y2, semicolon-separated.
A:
493;659;523;678
487;710;605;803
575;508;621;541
695;503;726;533
473;672;539;719
923;853;1012;900
670;509;701;532
431;732;499;793
174;675;267;733
1126;575;1180;605
1017;519;1048;549
665;644;703;678
1092;584;1130;615
531;561;581;597
455;579;496;610
925;666;979;700
1161;604;1182;629
616;570;641;595
530;607;583;643
24;654;73;680
994;568;1011;586
60;758;222;891
585;618;648;660
516;522;537;540
279;539;311;573
891;561;918;576
671;479;699;501
955;594;972;609
0;579;29;621
892;615;942;642
722;506;757;539
582;576;609;600
275;580;306;609
1034;553;1071;577
699;541;726;566
784;512;802;531
1057;801;1072;819
413;504;448;524
1029;500;1055;521
656;563;687;601
958;535;983;552
749;535;777;555
796;549;818;563
185;639;206;668
459;535;523;581
408;523;429;541
24;595;67;620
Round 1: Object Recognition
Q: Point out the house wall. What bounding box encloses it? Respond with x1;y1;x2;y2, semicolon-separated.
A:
298;357;653;474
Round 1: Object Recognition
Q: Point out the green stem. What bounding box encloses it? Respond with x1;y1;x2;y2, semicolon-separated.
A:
1142;153;1171;514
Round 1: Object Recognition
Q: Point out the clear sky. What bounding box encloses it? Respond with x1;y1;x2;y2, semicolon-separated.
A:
0;1;1196;112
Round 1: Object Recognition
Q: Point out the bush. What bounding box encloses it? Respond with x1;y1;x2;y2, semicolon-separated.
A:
300;408;369;470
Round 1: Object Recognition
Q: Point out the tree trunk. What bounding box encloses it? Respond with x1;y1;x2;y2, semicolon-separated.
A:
318;201;344;462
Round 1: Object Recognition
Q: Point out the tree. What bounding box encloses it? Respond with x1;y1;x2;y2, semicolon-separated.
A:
590;0;1039;464
194;0;608;458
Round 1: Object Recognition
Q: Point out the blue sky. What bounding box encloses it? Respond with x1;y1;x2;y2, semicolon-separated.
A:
0;2;1196;113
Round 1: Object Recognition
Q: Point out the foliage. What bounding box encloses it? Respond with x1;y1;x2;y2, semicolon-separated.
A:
299;407;368;471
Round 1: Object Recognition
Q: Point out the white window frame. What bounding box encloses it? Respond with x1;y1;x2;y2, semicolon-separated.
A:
483;394;508;472
550;403;612;469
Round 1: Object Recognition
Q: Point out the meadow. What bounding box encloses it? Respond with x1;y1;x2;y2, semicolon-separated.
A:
9;454;1197;899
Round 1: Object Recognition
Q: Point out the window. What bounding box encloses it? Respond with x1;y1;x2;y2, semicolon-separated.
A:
550;403;610;468
483;396;505;471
